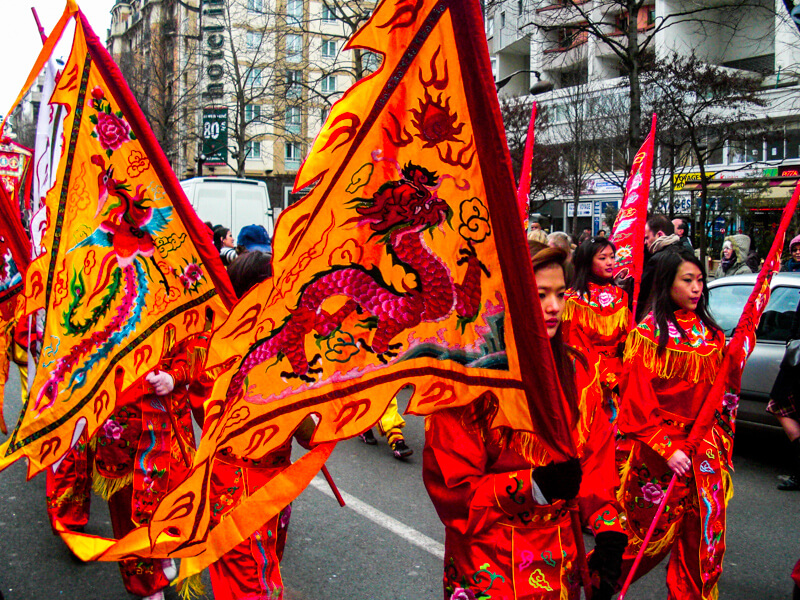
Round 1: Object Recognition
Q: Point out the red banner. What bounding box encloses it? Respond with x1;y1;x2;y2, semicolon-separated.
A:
610;113;657;322
516;101;537;227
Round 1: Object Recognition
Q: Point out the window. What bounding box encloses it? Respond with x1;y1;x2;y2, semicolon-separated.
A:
246;67;263;87
321;106;330;124
286;69;302;97
287;0;303;25
321;74;336;93
322;39;337;58
362;51;381;73
245;104;261;122
246;31;262;50
708;284;750;336
322;5;336;22
518;0;524;13
647;7;656;25
245;140;261;160
247;0;263;12
766;130;785;161
757;286;800;342
286;106;301;134
500;12;506;27
285;141;302;169
787;128;800;159
486;16;494;37
286;34;303;62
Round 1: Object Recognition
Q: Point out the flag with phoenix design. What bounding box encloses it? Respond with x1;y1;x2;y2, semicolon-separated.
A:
610;113;656;322
54;0;578;575
0;2;235;477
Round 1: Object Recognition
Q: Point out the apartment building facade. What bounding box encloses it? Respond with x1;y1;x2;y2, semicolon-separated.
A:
108;0;376;211
487;0;800;245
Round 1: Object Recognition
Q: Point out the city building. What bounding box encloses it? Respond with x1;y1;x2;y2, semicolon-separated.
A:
108;0;377;217
487;0;800;251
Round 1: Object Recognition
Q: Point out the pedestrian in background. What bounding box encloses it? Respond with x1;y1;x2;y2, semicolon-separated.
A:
714;235;753;279
766;294;800;491
237;224;273;255
672;218;693;250
782;234;800;272
213;226;238;266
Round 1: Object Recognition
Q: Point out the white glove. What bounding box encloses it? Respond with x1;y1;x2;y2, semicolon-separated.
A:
145;370;174;396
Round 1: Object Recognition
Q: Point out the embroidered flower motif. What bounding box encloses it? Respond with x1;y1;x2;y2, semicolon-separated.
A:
722;392;739;411
667;321;681;339
175;262;205;292
641;481;664;505
94;111;132;152
615;245;632;261
103;420;123;440
597;290;614;307
450;588;477;600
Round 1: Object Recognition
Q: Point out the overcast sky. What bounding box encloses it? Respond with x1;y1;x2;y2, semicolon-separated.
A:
1;0;112;114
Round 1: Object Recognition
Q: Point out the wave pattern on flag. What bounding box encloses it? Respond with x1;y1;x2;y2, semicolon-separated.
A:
56;0;577;572
0;4;233;477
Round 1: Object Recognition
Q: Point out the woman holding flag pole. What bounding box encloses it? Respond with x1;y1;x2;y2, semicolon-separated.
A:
423;246;625;600
615;247;726;599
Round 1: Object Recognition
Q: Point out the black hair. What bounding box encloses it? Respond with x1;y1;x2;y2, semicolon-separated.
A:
674;219;688;236
646;214;674;236
227;251;272;298
213;227;230;251
648;248;720;349
571;236;616;300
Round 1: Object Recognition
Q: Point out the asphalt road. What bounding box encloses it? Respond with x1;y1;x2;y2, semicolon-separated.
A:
1;368;798;599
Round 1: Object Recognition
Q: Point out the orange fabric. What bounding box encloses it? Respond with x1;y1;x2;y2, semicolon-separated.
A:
0;12;227;477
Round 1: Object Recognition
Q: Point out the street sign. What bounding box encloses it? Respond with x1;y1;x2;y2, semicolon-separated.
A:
202;107;228;166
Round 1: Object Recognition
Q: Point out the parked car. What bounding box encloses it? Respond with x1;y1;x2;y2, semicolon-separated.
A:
707;272;800;426
180;176;273;240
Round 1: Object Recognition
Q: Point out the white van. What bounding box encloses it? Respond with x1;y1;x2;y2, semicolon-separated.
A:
180;176;273;239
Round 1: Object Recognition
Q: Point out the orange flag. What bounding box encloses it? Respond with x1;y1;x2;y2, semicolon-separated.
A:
0;3;234;476
57;0;576;573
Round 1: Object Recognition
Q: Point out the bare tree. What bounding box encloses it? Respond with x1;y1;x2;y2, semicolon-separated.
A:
531;0;778;171
646;51;767;261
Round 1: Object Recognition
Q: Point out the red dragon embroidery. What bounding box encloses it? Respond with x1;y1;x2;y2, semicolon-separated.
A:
228;163;487;398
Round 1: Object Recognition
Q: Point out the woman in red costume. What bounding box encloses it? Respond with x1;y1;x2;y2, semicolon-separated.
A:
617;248;728;599
423;247;627;600
562;237;629;424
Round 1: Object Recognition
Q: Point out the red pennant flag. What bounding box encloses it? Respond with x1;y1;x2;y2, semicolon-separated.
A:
516;101;537;227
610;113;657;323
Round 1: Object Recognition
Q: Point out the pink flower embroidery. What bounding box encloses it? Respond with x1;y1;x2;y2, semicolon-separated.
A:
94;111;131;151
103;420;123;440
184;263;203;284
667;321;681;338
722;392;739;411
597;291;614;307
641;481;664;505
450;588;477;600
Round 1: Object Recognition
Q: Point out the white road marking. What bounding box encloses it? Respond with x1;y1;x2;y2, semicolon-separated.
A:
309;476;445;560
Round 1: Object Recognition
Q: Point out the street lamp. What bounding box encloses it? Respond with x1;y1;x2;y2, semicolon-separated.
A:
494;69;554;95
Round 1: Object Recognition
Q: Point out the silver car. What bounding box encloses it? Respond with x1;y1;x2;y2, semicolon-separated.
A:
707;272;800;426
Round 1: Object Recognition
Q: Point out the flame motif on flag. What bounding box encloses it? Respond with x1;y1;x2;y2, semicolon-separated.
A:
0;5;233;477
54;0;576;573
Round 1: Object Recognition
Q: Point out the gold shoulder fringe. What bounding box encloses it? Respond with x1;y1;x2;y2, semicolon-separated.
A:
563;299;628;337
91;466;133;501
623;328;721;384
177;572;206;600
